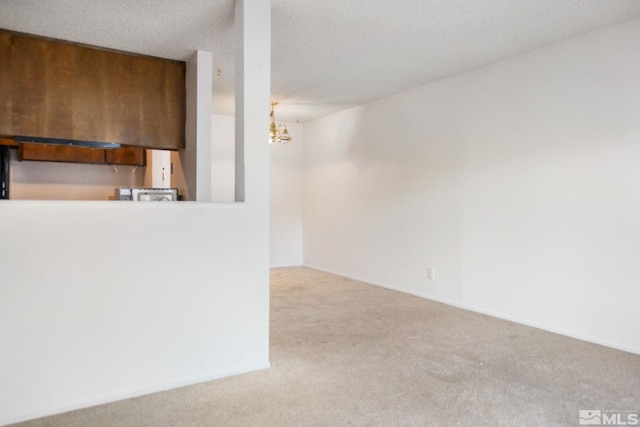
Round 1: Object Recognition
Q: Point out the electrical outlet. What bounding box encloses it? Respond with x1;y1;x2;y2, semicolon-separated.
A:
427;267;435;280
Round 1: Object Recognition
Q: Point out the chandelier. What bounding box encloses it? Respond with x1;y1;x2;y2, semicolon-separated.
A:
269;102;292;144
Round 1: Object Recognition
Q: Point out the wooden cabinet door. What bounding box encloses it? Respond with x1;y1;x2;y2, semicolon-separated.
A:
20;144;67;162
0;33;11;135
10;33;74;139
10;34;48;137
104;50;140;145
72;44;109;142
105;147;145;166
20;143;106;164
65;146;105;164
137;56;185;149
1;30;185;150
20;143;144;165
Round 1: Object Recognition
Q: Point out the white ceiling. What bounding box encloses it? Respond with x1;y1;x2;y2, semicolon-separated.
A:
1;0;640;123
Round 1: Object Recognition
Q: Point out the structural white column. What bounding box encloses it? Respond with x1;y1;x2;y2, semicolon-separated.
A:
234;0;271;358
234;0;270;204
182;49;213;201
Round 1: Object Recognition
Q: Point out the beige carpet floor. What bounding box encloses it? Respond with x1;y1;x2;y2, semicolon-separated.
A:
12;266;640;426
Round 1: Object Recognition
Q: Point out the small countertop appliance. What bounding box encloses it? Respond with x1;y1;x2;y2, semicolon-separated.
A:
116;188;178;201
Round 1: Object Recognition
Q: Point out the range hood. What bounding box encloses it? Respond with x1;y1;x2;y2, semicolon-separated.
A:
14;136;121;149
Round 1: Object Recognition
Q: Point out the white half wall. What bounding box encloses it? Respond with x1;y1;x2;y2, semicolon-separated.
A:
0;0;271;424
303;17;640;354
0;203;270;426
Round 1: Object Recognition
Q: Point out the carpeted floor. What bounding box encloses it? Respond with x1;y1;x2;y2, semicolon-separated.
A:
12;267;640;426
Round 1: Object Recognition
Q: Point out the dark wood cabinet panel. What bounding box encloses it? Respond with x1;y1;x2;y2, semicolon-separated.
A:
65;146;105;164
105;147;145;166
138;56;186;149
0;30;185;150
10;35;75;139
10;35;48;136
21;144;70;162
0;33;11;135
72;44;108;142
0;138;19;147
20;143;144;166
43;41;74;137
104;51;141;144
21;143;106;164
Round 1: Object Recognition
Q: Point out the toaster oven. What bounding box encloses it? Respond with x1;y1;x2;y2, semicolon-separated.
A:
115;188;178;201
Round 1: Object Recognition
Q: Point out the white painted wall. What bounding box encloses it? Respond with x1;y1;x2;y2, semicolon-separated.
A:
8;150;145;200
0;0;271;424
303;17;640;354
144;150;171;189
178;50;213;202
0;202;269;426
210;112;303;266
211;114;236;202
270;123;303;267
193;51;214;202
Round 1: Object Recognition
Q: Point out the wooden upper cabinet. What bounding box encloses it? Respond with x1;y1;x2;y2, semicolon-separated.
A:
0;30;185;150
10;34;75;139
72;44;109;142
0;33;13;135
105;147;145;166
20;144;68;162
138;55;185;149
20;143;145;166
20;143;105;164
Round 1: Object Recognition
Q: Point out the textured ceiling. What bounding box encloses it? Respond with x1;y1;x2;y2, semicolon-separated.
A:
1;0;640;123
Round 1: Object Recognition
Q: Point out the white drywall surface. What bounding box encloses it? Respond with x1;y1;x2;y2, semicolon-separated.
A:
270;123;303;267
303;17;640;354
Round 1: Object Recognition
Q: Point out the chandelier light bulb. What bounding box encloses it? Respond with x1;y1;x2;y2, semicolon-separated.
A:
269;101;293;144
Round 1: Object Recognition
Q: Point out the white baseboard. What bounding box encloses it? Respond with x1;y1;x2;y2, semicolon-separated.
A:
303;264;640;356
1;361;270;427
270;263;304;269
